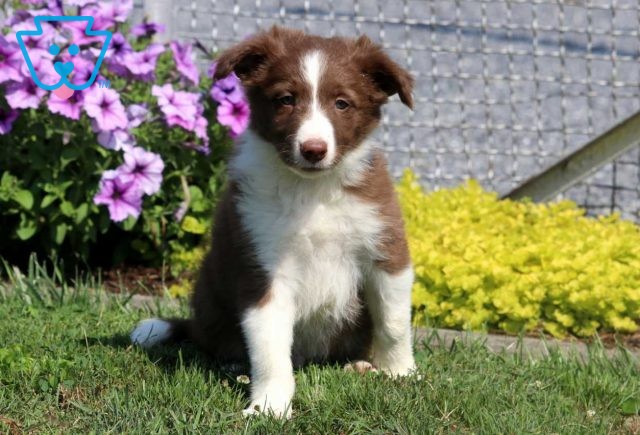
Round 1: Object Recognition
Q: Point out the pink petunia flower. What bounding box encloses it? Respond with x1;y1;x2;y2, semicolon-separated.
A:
124;44;164;77
99;32;132;75
0;35;23;84
0;108;19;135
83;87;128;131
47;91;84;120
210;73;245;104
67;0;95;6
97;129;135;151
100;0;133;23
126;104;148;128
93;170;143;222
217;98;250;138
170;41;199;85
5;79;46;110
152;83;205;134
119;147;165;195
66;54;97;86
131;21;165;38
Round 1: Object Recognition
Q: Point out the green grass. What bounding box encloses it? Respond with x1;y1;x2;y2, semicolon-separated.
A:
0;261;638;433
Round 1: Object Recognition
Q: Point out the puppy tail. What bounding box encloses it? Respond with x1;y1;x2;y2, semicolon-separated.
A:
130;318;190;348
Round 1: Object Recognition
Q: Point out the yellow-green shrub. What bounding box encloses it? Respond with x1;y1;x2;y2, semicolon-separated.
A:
398;170;640;337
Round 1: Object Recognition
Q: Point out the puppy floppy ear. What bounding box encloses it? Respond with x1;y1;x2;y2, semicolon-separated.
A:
213;26;298;86
354;35;414;109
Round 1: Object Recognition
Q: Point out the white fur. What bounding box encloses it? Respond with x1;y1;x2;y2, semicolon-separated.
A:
365;266;416;376
233;130;386;416
241;283;295;418
130;318;173;348
294;51;336;168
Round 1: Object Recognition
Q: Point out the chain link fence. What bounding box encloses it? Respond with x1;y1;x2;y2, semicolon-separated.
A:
144;0;640;220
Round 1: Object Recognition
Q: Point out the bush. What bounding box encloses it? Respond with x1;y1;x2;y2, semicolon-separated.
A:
398;170;640;337
0;1;251;267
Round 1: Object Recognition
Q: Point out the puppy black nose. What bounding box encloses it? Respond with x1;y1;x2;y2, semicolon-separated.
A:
300;140;327;163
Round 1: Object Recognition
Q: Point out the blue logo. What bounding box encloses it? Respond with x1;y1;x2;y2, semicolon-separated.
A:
15;15;112;92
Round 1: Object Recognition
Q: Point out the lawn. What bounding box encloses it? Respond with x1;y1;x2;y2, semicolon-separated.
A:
0;265;638;433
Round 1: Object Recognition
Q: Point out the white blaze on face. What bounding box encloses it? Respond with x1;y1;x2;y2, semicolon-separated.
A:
295;51;336;167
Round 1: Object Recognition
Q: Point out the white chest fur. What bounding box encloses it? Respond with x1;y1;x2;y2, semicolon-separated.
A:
232;134;383;359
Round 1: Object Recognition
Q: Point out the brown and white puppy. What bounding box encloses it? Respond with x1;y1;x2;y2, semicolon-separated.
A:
131;26;415;418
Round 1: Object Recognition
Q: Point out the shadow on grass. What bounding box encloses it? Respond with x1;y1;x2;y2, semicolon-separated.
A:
80;333;251;387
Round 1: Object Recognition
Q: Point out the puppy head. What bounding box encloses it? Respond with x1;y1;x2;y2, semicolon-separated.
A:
214;27;414;176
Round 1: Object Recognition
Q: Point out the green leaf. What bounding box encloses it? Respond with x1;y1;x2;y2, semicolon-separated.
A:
41;195;56;208
13;189;34;210
121;215;138;231
181;216;207;234
1;171;15;189
621;398;640;415
75;203;88;224
54;223;67;245
16;218;37;241
60;201;74;217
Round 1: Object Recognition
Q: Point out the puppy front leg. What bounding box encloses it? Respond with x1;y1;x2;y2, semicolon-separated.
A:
365;266;416;376
241;286;295;418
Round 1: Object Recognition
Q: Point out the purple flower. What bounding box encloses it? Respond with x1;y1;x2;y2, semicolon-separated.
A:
193;111;209;143
103;32;132;58
131;21;165;38
97;129;135;151
5;80;46;110
124;44;164;77
0;36;23;84
83;87;128;131
119;147;164;195
44;0;64;15
94;170;143;222
4;10;31;27
67;0;96;5
174;202;188;222
170;41;199;85
210;73;245;104
19;48;57;86
127;104;148;128
0;108;19;135
103;0;133;23
65;19;105;45
207;62;217;78
152;83;198;123
82;0;131;29
217;99;250;138
47;91;84;120
97;33;132;75
153;84;209;141
65;54;96;86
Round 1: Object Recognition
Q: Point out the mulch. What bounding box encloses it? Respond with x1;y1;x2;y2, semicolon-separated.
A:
101;265;179;296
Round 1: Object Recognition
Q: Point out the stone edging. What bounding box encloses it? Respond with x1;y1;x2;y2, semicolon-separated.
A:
128;294;639;362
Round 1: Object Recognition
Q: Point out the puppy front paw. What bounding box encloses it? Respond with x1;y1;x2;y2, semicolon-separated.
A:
375;355;417;378
242;395;292;419
242;381;294;419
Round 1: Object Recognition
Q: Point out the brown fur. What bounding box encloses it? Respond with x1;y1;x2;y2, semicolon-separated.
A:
345;152;412;275
189;182;267;361
214;26;414;171
184;27;413;365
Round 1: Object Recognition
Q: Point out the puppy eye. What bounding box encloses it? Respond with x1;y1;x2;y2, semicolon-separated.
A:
335;99;349;110
277;95;295;106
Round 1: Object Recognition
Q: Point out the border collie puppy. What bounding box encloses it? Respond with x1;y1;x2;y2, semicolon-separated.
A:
131;26;415;418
